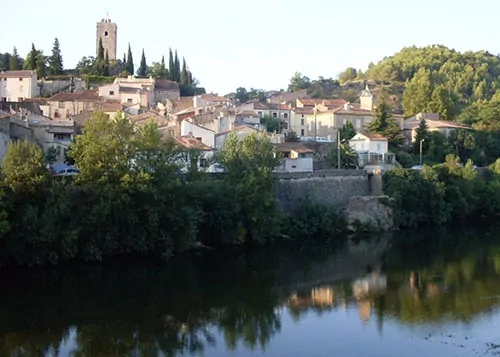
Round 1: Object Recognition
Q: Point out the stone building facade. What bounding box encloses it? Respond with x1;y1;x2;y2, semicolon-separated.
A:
96;17;117;60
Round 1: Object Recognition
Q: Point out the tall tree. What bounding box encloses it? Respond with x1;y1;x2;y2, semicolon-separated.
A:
10;47;21;70
35;53;47;78
97;38;105;61
104;50;110;77
168;48;174;81
48;38;63;75
402;68;432;117
288;72;311;91
368;98;405;149
413;118;430;154
174;50;180;82
137;49;147;77
427;84;456;119
180;57;188;85
1;53;11;71
122;53;126;65
25;43;38;70
126;44;134;76
160;55;168;79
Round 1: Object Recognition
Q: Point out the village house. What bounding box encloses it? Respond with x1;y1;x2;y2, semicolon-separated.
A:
174;134;217;173
98;81;154;108
154;79;180;102
44;90;100;119
291;87;379;141
274;142;314;172
28;116;76;164
180;120;215;148
348;133;397;172
236;110;262;126
215;125;269;149
0;70;39;102
0;110;34;161
403;113;472;143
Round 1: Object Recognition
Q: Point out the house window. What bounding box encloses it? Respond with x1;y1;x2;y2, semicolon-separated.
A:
66;109;71;118
1;98;6;102
377;143;381;152
284;113;288;119
59;101;65;108
54;111;60;118
283;122;288;130
273;112;277;118
127;98;133;103
109;91;114;95
258;111;262;116
301;129;304;136
301;118;304;125
199;158;207;167
19;78;23;81
18;97;23;102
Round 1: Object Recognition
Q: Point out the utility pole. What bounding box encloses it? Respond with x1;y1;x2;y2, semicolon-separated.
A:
337;130;341;169
420;139;425;166
314;107;317;142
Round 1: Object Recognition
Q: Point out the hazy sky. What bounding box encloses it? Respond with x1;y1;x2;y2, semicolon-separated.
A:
1;0;497;94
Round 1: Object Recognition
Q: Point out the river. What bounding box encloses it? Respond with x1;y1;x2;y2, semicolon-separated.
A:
1;225;500;356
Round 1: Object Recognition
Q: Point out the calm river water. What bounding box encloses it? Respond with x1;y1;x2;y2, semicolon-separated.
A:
2;226;500;356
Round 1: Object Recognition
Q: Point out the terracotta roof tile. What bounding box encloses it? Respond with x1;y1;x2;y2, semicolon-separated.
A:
174;135;213;151
238;110;261;117
0;70;36;78
48;90;99;102
362;133;387;140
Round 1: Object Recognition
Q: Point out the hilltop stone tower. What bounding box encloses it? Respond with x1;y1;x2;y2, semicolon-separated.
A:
96;16;117;60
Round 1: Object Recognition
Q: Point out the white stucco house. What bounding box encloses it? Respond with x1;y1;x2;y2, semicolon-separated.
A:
0;70;39;102
274;143;314;172
174;134;217;172
348;133;396;172
180;119;215;148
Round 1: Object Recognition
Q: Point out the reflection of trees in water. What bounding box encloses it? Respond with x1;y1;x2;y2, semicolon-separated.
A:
2;229;500;356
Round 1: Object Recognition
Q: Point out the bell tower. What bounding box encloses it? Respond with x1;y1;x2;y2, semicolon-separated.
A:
96;14;117;60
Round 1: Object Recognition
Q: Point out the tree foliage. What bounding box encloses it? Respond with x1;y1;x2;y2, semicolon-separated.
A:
288;72;311;92
48;38;63;75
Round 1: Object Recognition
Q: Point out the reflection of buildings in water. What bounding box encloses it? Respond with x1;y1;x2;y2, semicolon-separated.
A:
358;299;371;324
426;282;440;298
352;272;388;299
288;286;335;308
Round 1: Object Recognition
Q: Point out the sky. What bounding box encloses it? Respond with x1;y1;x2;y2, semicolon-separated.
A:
1;0;498;95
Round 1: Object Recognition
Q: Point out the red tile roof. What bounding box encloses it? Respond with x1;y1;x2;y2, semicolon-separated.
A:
0;70;36;78
363;133;387;140
48;90;99;102
174;135;212;151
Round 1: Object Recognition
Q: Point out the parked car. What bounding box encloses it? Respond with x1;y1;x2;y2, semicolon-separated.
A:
57;168;80;176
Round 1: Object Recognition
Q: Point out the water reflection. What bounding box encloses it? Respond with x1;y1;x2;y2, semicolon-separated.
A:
1;227;500;356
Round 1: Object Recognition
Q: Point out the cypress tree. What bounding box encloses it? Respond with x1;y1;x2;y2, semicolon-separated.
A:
48;38;63;75
25;43;38;70
126;44;134;75
188;71;193;86
174;50;180;82
97;38;105;61
168;48;174;81
10;47;21;70
160;55;168;79
137;49;147;77
122;53;126;64
104;50;110;76
180;57;188;85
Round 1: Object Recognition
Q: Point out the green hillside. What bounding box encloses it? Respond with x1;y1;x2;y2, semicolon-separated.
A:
339;45;500;119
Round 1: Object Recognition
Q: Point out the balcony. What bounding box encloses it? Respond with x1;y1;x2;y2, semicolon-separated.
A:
357;152;396;171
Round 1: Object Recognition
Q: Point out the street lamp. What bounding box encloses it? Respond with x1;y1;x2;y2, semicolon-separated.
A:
420;139;425;166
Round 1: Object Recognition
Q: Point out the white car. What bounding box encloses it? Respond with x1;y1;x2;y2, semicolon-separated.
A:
57;168;80;176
